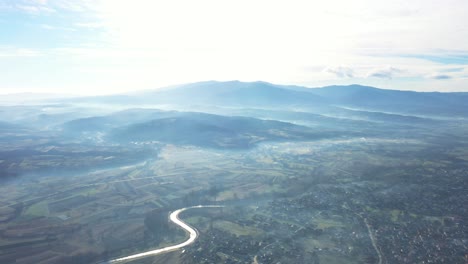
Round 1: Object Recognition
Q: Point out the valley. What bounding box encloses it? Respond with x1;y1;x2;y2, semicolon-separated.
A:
0;82;467;263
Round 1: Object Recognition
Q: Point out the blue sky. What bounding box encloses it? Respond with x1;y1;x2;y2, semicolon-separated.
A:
1;0;468;95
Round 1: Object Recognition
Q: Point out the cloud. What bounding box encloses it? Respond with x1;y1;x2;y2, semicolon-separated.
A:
74;22;105;29
8;0;94;14
0;0;55;14
439;67;464;73
0;47;43;57
362;49;468;65
430;74;452;80
324;66;355;78
367;66;404;79
16;4;55;14
40;23;76;31
400;53;468;65
31;0;48;4
54;1;90;12
3;0;468;94
40;24;55;30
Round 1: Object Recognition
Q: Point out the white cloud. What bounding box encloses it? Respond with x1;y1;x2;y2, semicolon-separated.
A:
0;47;43;57
54;1;88;12
40;24;76;31
366;67;405;79
74;22;105;29
40;24;55;30
7;0;96;14
16;4;55;14
324;66;355;78
2;0;468;94
32;0;48;5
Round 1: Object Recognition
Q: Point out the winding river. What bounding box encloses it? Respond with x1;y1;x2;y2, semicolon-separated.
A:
108;205;223;263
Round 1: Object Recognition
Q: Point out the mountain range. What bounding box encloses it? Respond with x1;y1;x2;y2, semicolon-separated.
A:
2;81;466;149
66;81;468;117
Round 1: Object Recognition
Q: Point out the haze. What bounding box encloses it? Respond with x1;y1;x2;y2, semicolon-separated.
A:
0;1;467;264
1;0;468;95
0;81;467;263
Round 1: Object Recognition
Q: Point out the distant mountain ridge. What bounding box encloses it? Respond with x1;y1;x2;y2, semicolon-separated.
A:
138;81;326;106
65;81;468;117
297;84;468;116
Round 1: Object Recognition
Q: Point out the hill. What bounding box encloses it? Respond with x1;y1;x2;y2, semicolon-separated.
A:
108;112;342;148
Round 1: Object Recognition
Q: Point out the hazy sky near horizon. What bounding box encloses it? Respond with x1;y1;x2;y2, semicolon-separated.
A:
1;0;468;95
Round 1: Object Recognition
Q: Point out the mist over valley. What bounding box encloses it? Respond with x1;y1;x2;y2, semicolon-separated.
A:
0;81;467;263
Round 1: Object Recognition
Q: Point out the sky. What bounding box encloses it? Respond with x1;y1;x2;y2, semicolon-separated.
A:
1;0;468;95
